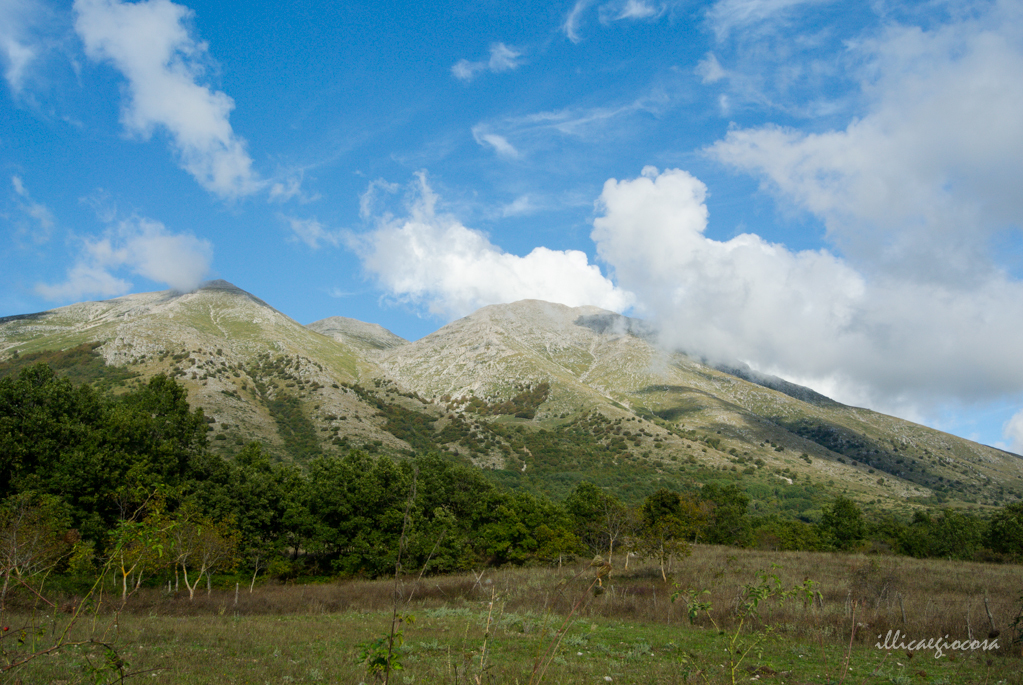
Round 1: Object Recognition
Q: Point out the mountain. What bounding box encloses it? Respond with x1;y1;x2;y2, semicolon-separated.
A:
307;316;408;352
0;280;415;460
2;282;1021;514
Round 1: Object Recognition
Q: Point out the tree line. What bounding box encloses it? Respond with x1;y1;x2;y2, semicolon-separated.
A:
2;363;1022;597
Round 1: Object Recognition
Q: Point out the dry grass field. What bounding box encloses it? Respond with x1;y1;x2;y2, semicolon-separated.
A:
4;546;1022;684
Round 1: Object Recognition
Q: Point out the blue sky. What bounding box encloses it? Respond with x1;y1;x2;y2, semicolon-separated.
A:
3;0;1023;452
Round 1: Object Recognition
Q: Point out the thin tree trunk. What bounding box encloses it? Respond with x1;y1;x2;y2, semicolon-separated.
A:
182;563;203;601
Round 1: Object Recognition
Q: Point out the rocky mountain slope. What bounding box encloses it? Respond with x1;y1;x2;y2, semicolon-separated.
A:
2;281;1021;514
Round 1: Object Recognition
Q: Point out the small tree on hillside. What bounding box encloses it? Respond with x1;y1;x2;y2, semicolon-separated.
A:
819;496;865;551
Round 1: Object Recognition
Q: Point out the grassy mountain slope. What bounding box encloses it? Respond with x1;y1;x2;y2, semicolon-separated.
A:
2;285;1021;515
0;281;416;461
378;300;1023;511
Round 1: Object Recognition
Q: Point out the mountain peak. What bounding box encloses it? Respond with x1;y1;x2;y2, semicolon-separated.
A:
461;299;652;341
307;316;407;351
199;279;245;292
195;279;276;311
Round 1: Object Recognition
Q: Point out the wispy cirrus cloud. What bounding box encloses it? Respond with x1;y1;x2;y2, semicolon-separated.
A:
468;90;670;160
562;0;596;43
451;43;523;82
73;0;262;199
706;0;832;41
599;0;664;23
281;215;343;250
695;0;868;120
10;176;55;245
565;0;677;41
471;126;519;158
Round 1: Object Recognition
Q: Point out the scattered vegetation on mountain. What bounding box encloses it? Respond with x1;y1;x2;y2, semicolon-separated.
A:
447;382;551;419
264;392;322;461
4;363;1023;596
0;342;138;390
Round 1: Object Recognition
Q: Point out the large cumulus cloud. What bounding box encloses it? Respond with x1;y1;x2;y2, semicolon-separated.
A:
351;173;633;319
592;167;1023;412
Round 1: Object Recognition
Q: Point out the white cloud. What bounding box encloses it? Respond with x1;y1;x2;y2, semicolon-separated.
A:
592;166;1023;413
281;215;342;250
1;36;35;92
74;0;261;199
569;0;676;38
451;43;523;83
10;176;54;244
487;43;520;72
695;53;727;83
351;172;633;319
501;194;539;217
267;173;319;205
1004;410;1023;454
471;127;519;158
709;5;1023;281
631;3;1023;412
617;0;660;20
563;0;595;43
36;263;132;301
450;61;474;82
0;0;39;92
37;215;212;300
599;0;663;23
358;178;401;221
707;0;830;41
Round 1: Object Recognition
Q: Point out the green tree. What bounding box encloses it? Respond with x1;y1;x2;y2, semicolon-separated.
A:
639;489;696;581
306;451;411;576
750;515;823;551
819;496;865;550
402;453;497;573
111;373;209;482
986;502;1023;559
932;509;984;559
0;365;212;545
108;511;173;602
564;482;630;563
700;484;751;546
